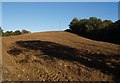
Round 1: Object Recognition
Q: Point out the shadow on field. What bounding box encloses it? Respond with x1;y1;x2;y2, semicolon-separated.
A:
9;40;120;81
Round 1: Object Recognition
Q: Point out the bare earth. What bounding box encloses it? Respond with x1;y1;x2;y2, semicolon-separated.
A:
2;31;120;81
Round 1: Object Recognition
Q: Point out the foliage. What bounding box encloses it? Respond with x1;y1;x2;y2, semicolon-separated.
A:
21;29;31;34
69;17;104;34
100;20;113;28
1;28;31;36
69;17;79;32
14;30;22;35
3;31;14;36
66;17;120;44
0;27;3;36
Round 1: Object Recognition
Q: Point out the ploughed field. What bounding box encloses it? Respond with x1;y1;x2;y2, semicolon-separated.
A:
2;31;120;81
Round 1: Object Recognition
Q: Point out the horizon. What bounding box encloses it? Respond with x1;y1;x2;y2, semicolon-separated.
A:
2;2;118;32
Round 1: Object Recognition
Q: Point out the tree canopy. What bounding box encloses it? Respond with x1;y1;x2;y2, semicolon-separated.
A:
65;17;120;44
0;28;31;36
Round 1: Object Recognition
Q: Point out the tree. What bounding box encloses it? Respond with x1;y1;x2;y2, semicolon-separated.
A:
78;19;94;33
65;17;120;44
101;20;113;28
109;20;120;34
89;17;102;29
14;30;21;35
69;17;79;32
4;31;14;36
1;28;31;36
21;29;31;34
0;27;3;36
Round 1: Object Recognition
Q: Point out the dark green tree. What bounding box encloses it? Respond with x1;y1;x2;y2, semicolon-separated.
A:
88;17;102;29
14;30;22;35
4;31;14;36
0;27;3;36
69;17;79;32
65;17;120;44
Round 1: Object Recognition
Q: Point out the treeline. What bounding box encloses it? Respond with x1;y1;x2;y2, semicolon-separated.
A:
0;27;31;36
65;17;120;44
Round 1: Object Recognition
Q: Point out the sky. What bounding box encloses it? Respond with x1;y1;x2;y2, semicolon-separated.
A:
0;2;2;26
2;2;118;32
1;0;120;2
118;2;120;19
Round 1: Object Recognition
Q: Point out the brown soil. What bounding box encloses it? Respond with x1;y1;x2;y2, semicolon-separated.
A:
2;31;120;81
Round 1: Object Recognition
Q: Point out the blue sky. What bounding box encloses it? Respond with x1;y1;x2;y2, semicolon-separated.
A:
0;2;2;26
2;0;119;2
2;2;118;32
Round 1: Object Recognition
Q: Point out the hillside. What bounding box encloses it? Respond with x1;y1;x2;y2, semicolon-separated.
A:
2;31;120;81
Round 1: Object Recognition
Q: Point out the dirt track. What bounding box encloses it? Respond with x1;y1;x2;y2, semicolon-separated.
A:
2;31;120;81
